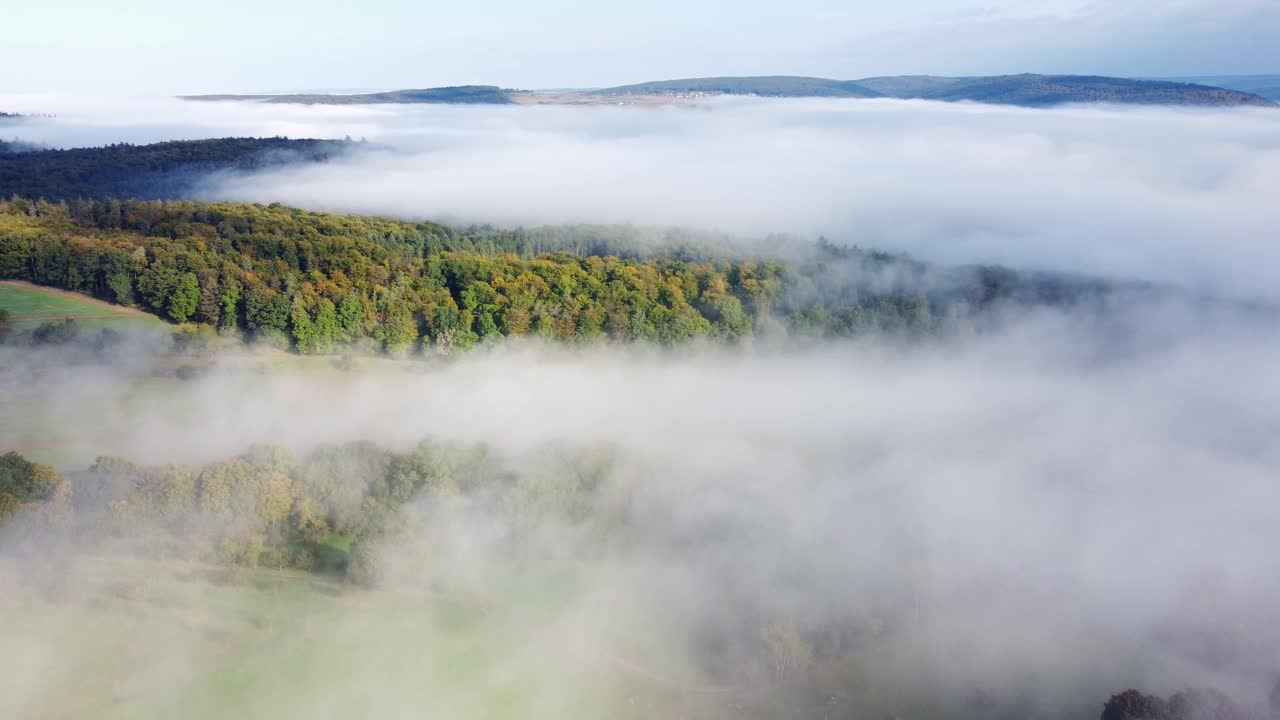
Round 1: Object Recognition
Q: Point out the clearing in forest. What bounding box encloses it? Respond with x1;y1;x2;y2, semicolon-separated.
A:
0;280;167;330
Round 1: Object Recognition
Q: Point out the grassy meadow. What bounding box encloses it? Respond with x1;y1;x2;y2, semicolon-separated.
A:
0;281;168;331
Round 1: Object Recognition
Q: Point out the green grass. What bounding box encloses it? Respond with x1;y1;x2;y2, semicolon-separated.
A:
0;555;686;720
0;282;167;330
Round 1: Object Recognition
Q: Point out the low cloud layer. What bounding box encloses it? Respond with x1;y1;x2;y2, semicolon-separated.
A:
3;95;1280;716
4;302;1280;716
7;95;1279;299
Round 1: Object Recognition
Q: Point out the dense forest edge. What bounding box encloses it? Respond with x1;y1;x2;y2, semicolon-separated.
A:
0;137;356;201
0;194;1149;356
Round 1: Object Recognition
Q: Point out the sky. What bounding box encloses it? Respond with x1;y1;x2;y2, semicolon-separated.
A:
4;0;1279;94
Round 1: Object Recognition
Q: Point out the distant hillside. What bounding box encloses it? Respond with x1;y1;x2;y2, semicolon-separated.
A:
185;85;513;105
0;137;355;201
599;74;1273;106
1154;75;1280;102
854;74;1275;107
601;76;881;98
179;76;1274;108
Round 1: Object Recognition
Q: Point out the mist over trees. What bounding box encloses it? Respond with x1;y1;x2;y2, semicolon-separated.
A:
0;452;69;523
0;138;354;202
0;197;1152;355
3;439;526;576
2;88;1278;720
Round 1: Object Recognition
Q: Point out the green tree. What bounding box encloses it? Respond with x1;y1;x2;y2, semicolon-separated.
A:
167;272;200;323
290;296;314;352
313;298;338;352
337;293;364;342
254;293;292;344
144;464;197;519
0;452;64;502
218;283;241;332
137;263;178;314
106;272;134;305
379;298;418;356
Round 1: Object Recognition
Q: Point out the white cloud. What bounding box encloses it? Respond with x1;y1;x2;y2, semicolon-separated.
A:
5;304;1280;714
8;95;1278;298
190;98;1280;301
6;95;1279;298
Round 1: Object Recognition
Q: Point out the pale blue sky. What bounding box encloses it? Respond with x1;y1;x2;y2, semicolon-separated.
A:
5;0;1278;93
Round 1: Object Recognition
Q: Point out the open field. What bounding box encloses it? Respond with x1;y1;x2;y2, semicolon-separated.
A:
0;553;728;720
0;281;168;331
0;546;1133;720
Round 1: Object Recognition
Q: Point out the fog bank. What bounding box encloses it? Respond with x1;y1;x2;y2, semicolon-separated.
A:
6;95;1278;299
4;93;1280;718
3;304;1280;715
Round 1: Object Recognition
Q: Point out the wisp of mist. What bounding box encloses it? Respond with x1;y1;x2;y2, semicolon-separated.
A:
4;94;1280;299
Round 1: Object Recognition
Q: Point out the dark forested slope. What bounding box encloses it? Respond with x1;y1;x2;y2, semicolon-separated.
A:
0;137;356;202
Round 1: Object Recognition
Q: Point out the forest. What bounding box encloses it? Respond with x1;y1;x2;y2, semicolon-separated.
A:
0;137;353;202
0;196;1134;355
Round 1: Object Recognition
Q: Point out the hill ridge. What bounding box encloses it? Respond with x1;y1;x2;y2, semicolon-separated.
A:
172;75;1276;108
184;85;513;105
604;73;1276;107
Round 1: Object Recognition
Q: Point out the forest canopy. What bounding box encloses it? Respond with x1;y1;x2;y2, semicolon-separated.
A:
0;197;1128;355
0;137;354;202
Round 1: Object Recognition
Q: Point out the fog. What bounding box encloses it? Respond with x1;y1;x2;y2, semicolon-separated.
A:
4;298;1280;717
4;94;1280;717
6;95;1280;300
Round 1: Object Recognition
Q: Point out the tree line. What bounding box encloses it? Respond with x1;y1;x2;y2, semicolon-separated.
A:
0;439;604;579
0;137;351;202
0;197;1122;355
